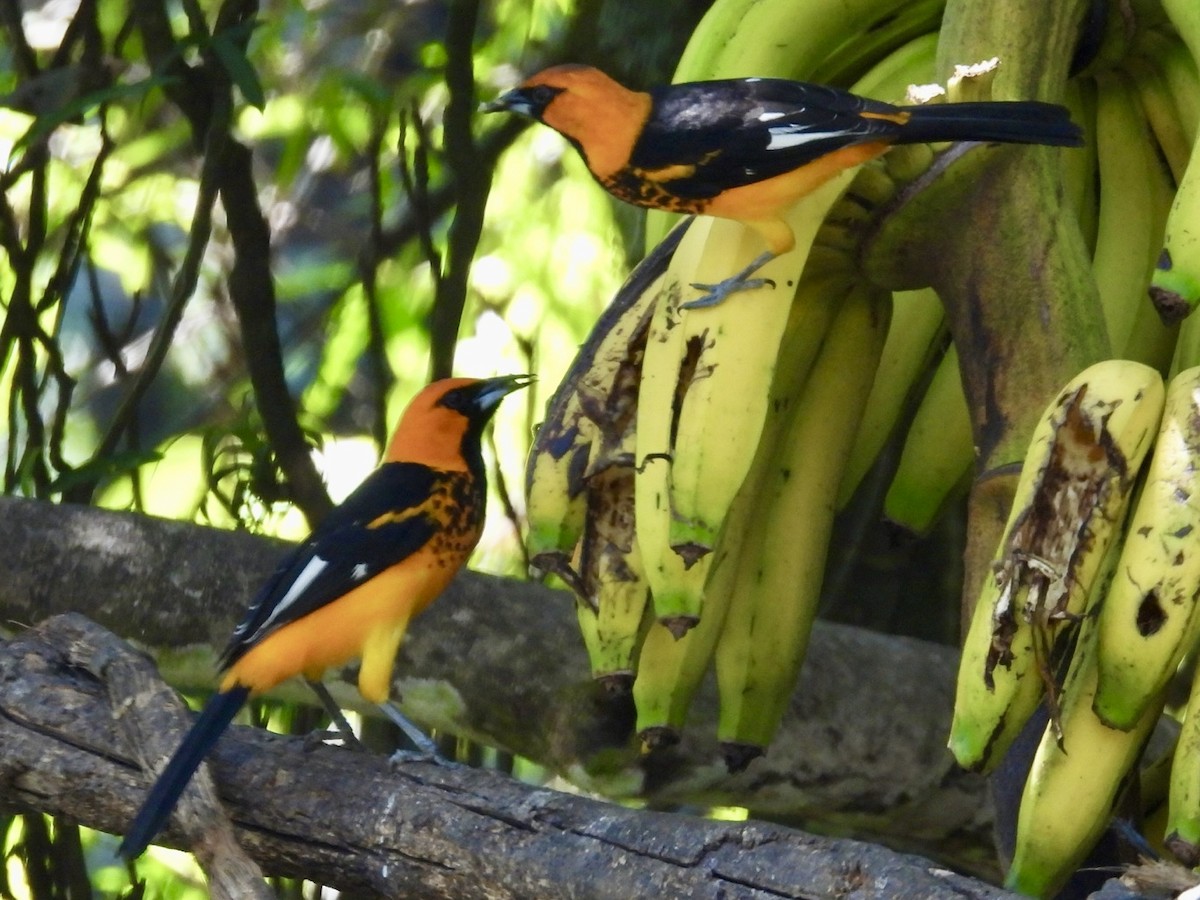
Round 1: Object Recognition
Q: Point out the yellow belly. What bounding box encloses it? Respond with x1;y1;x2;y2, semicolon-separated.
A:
220;546;464;702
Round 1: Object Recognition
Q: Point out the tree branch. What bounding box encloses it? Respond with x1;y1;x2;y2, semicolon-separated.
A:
131;0;334;526
0;495;995;874
0;613;1018;900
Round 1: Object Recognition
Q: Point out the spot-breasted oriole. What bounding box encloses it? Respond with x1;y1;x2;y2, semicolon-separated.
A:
484;65;1083;305
118;374;532;859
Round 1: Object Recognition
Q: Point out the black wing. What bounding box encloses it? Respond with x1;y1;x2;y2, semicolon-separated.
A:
219;461;441;667
629;79;904;200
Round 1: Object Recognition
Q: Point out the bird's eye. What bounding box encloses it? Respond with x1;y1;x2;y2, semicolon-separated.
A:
528;85;564;106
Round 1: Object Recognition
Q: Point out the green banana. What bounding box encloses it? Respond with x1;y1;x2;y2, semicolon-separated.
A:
1091;69;1172;359
1166;644;1200;865
881;342;973;535
1094;366;1200;729
837;287;947;509
949;360;1165;772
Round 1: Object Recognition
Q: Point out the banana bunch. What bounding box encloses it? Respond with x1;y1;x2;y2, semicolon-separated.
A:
524;0;968;760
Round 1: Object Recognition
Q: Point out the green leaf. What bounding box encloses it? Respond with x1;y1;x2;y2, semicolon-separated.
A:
210;29;266;110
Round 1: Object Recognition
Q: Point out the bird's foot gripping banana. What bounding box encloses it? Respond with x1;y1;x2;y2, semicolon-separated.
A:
949;360;1165;774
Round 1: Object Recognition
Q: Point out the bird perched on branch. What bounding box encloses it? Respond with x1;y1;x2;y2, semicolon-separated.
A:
484;64;1083;306
118;374;532;860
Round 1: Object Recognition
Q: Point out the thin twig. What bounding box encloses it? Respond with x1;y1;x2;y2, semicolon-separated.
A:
428;0;492;381
89;97;228;472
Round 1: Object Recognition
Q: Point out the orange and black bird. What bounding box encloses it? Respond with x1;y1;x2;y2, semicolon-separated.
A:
117;374;532;860
484;65;1083;305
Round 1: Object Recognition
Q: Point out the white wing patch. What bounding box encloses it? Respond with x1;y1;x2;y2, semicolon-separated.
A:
765;124;850;150
245;555;330;641
757;111;784;122
352;562;370;580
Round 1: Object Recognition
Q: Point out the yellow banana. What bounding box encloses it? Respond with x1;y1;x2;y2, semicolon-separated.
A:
1094;366;1200;729
661;174;856;629
1006;558;1162;899
631;269;846;745
577;460;652;691
715;280;891;767
949;360;1165;772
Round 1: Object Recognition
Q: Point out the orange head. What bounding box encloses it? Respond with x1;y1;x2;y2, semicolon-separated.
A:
482;65;650;177
386;374;533;472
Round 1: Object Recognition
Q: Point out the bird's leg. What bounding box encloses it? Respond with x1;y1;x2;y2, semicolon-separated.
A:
381;701;451;766
684;250;777;309
305;679;364;751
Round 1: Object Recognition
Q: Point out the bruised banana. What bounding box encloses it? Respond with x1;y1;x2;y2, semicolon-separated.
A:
524;221;688;587
649;173;856;633
949;360;1165;773
1006;559;1163;900
631;269;846;747
1094;366;1200;729
633;216;714;635
715;280;891;769
575;456;652;692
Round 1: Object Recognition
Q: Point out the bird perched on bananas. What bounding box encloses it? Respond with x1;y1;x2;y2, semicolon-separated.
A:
484;65;1084;306
117;374;531;860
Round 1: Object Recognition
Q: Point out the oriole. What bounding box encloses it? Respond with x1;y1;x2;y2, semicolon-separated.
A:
118;374;532;859
484;65;1083;305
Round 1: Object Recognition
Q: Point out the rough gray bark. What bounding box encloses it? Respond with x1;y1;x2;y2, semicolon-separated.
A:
0;495;994;874
1;614;1017;899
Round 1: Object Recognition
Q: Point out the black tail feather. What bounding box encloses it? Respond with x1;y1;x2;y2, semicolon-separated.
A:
117;686;250;859
898;100;1084;147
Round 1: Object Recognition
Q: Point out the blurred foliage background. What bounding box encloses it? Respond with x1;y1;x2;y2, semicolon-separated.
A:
0;0;710;892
